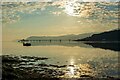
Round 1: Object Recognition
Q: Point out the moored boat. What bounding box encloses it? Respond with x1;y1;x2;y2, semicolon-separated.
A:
23;42;31;46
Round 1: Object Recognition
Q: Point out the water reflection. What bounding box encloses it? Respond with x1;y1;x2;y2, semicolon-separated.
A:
85;42;120;51
21;41;120;52
62;64;95;78
28;41;91;48
66;57;76;78
2;41;119;78
63;57;95;78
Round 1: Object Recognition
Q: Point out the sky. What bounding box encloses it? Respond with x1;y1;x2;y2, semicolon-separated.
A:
1;0;120;2
2;2;119;41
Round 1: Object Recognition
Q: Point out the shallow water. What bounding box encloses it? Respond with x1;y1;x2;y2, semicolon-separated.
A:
2;41;119;78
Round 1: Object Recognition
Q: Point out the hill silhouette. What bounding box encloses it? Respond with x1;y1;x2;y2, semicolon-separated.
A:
74;29;120;51
75;29;120;41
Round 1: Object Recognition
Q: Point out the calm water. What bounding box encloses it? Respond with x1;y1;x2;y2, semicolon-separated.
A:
2;2;119;78
2;41;119;78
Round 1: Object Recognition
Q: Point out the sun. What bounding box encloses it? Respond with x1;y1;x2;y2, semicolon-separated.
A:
65;2;74;16
64;0;81;17
64;0;96;18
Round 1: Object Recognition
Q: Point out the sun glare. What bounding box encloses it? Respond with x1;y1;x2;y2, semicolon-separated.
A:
64;0;82;17
64;0;96;17
65;3;74;16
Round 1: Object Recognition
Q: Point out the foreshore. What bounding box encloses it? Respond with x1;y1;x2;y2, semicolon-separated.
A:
1;55;119;80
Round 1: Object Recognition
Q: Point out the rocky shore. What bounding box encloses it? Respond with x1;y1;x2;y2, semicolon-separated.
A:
1;55;119;80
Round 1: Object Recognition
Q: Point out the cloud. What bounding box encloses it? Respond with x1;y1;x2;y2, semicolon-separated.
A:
2;2;119;24
61;2;119;24
82;0;119;2
1;0;120;2
51;11;62;15
2;2;47;23
51;1;119;19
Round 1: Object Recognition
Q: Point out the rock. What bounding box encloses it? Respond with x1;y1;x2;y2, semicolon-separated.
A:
80;75;93;78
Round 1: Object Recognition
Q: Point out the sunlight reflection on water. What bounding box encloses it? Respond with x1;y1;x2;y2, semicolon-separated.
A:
66;57;76;78
2;41;119;78
62;57;95;78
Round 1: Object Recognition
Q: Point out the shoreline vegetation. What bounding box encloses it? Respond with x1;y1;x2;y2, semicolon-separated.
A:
1;55;120;80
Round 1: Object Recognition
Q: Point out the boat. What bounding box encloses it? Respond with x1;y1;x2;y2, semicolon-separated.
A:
23;42;31;46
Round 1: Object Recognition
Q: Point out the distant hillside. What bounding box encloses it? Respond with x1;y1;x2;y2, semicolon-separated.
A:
75;29;120;41
25;33;94;41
